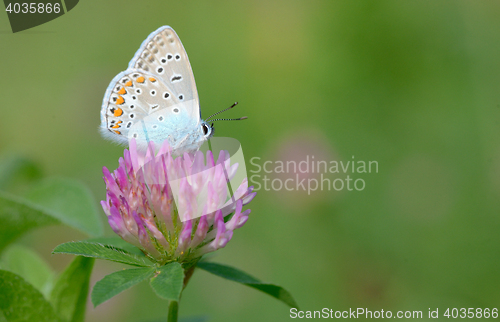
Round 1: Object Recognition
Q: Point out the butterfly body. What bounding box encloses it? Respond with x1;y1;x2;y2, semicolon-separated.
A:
100;26;213;154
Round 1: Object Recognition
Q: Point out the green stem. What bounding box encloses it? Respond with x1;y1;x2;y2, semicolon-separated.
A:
183;266;196;289
167;300;179;322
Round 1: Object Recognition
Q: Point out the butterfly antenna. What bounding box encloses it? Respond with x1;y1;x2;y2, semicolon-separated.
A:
210;116;248;122
206;102;239;121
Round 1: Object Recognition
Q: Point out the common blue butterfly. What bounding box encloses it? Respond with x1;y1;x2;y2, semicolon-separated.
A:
100;26;245;155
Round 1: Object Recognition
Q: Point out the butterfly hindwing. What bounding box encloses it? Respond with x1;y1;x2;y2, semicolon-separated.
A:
100;69;186;139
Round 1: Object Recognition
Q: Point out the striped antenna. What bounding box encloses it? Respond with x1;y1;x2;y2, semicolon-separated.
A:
210;116;248;122
206;102;239;121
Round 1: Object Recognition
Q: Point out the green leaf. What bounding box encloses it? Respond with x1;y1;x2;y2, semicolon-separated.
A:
0;177;105;254
149;262;184;301
197;261;299;309
86;236;145;256
0;245;54;298
50;256;94;322
91;267;156;307
0;192;59;253
24;177;103;237
53;241;153;267
0;269;60;322
0;154;42;191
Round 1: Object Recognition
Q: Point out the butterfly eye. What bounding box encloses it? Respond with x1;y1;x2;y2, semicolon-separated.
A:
202;123;210;136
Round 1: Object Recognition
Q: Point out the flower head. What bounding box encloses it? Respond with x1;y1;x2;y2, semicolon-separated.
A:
101;139;256;264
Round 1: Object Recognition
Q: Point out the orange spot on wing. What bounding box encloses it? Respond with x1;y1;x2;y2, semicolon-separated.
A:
111;121;122;129
137;76;145;83
125;80;133;87
114;130;121;134
118;87;127;95
116;96;125;105
114;108;123;117
149;77;156;82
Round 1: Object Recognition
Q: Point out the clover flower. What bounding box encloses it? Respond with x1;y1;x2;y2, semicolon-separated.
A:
100;139;256;264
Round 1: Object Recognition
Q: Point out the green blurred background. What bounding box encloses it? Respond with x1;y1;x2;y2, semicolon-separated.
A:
2;0;500;321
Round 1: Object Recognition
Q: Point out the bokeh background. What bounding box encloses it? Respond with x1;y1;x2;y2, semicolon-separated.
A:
2;0;500;321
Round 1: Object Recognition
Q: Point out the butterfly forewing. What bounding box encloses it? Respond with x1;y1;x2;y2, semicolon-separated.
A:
128;26;199;110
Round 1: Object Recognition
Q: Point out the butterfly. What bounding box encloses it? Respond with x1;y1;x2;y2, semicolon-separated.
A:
99;26;245;155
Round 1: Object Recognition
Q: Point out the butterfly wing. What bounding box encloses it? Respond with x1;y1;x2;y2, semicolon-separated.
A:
100;26;203;151
128;26;200;109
